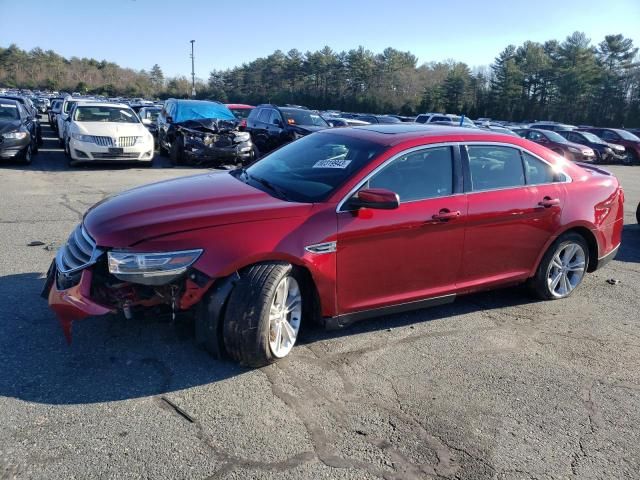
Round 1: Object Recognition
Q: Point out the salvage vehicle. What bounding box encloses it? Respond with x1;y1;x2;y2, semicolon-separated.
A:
518;128;595;162
578;128;640;164
64;102;154;166
557;130;626;164
44;124;623;367
157;99;253;166
246;104;329;155
0;99;38;164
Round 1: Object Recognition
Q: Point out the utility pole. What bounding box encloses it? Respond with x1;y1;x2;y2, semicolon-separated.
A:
190;40;196;97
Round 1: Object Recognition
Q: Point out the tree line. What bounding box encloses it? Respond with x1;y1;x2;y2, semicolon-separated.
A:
1;32;638;126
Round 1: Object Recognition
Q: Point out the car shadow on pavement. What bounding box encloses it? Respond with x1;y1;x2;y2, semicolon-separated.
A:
615;224;640;264
0;272;244;405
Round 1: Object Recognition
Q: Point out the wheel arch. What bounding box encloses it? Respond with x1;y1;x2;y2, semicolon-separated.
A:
532;224;599;276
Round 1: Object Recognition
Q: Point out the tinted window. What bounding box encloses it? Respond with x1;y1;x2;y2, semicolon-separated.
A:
430;116;449;122
368;146;453;202
522;152;556;185
467;146;525;191
257;109;271;123
415;115;428;124
358;116;377;123
600;130;620;141
268;110;282;125
0;102;20;120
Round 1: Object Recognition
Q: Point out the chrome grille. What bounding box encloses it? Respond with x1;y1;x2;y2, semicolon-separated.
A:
118;136;138;147
91;152;140;159
55;224;100;274
92;136;113;147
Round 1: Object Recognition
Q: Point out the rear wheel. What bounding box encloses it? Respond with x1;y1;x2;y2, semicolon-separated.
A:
636;202;640;224
623;150;638;165
223;263;303;367
530;233;589;300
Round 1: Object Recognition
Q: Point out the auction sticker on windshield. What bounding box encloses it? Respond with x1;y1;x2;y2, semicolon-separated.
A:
313;157;352;169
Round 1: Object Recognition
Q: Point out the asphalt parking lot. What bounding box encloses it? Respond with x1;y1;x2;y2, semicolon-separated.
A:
1;122;639;480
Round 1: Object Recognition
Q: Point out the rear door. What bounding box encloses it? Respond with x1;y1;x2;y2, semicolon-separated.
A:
336;145;467;313
458;144;566;291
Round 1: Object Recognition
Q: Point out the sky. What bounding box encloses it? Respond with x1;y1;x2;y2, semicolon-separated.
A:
1;0;639;79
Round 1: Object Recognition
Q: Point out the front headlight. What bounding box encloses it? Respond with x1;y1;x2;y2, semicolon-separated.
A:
107;249;203;286
3;131;28;140
233;131;251;143
72;133;94;143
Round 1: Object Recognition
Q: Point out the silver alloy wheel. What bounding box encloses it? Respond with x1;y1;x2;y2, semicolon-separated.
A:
547;242;586;298
268;276;302;358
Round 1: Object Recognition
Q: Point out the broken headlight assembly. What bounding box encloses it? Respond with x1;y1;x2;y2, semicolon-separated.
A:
107;249;203;286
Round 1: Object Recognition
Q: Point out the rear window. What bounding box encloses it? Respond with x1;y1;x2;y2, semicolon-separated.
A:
229;107;253;119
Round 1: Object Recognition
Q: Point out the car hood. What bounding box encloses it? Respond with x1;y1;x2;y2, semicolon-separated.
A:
75;122;149;137
83;172;312;248
0;120;21;134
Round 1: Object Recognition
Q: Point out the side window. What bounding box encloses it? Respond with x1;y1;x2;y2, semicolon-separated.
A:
521;151;556;185
467;145;525;191
526;131;541;141
368;146;454;202
257;109;271;123
268;110;282;125
17;104;27;119
600;130;619;141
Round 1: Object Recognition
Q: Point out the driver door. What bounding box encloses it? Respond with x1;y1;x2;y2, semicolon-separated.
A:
336;145;467;314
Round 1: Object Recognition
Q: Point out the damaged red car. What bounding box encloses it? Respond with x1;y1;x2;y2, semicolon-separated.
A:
44;124;624;367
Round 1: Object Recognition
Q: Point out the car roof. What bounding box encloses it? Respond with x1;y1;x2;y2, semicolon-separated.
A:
316;124;523;146
0;98;20;106
73;102;129;108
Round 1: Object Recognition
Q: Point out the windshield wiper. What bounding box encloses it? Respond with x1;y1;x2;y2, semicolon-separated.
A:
243;171;290;201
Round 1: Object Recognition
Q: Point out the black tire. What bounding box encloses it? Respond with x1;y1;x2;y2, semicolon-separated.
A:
169;136;184;165
251;143;261;161
223;262;300;367
64;138;71;158
530;232;589;300
22;144;33;165
635;202;640;224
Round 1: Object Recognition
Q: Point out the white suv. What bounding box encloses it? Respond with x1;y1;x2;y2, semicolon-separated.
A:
65;102;155;166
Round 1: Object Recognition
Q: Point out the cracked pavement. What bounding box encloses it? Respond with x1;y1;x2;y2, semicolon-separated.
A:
1;123;639;479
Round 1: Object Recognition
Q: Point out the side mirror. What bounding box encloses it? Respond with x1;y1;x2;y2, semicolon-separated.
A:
142;118;151;125
348;188;400;210
273;119;282;127
166;116;173;124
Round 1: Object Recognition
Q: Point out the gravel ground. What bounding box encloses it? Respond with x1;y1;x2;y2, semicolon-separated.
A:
1;122;639;480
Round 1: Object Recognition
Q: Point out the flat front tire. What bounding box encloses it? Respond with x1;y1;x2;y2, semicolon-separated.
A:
531;233;589;300
223;263;302;367
169;137;184;165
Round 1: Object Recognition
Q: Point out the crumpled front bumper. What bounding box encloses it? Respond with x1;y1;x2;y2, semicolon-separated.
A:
183;140;253;164
43;263;113;342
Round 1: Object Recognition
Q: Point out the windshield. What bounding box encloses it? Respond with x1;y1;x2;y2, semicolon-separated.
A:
542;130;568;143
51;100;62;110
0;103;19;120
580;132;605;144
229;107;253;119
239;132;384;202
280;108;329;127
74;106;140;123
174;101;235;123
142;108;161;121
616;129;640;141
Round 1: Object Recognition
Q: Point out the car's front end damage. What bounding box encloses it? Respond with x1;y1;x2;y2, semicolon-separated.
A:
176;118;253;166
43;223;213;341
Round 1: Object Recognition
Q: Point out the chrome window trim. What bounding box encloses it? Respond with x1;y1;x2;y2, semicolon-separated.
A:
335;141;572;213
336;142;457;213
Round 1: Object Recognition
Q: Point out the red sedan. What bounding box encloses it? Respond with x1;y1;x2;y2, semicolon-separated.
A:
44;125;624;366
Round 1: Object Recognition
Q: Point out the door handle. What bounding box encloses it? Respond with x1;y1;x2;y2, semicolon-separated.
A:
538;197;560;208
432;209;461;221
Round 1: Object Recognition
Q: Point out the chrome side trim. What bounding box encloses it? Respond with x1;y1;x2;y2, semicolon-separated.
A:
305;241;337;254
335;140;573;213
